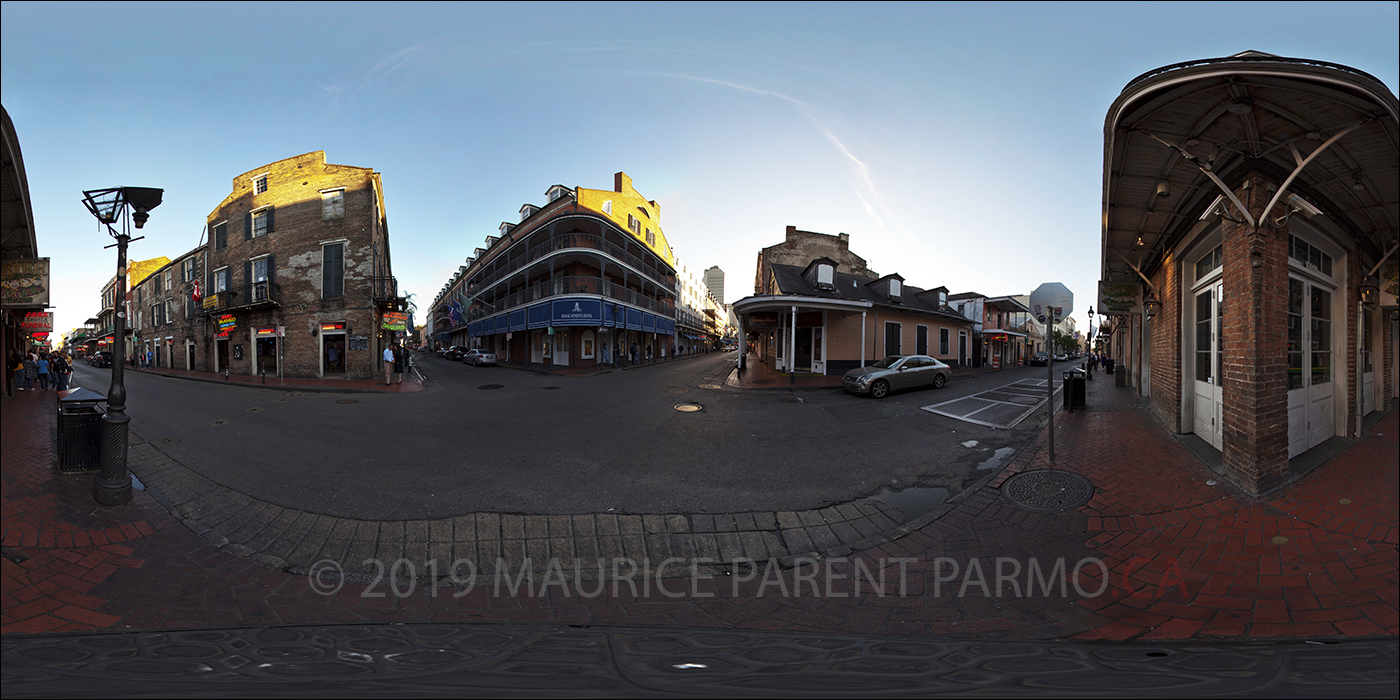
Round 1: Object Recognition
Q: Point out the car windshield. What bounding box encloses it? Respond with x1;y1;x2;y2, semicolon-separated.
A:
871;356;903;369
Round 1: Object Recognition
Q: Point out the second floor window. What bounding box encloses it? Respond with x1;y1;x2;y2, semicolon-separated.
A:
213;267;229;293
323;243;344;298
628;214;641;235
213;222;227;250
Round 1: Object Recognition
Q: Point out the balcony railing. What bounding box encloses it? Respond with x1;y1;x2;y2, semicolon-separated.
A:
371;276;400;303
468;231;674;296
456;274;674;329
200;281;281;315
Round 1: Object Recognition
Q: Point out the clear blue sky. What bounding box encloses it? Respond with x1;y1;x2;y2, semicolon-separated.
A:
4;1;1396;341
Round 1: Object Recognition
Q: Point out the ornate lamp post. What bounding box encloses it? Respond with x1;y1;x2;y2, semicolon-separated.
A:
81;186;162;506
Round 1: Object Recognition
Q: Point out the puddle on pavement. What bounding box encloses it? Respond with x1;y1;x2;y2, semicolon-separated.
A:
131;473;146;491
976;446;1016;470
869;485;949;521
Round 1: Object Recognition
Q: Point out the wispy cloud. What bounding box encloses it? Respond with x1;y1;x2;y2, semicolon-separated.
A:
635;72;908;242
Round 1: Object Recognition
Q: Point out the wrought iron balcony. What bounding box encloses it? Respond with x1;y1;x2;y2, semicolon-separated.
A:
200;281;281;314
371;276;400;303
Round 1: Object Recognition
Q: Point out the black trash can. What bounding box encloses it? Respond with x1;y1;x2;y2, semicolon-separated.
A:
1062;369;1086;410
56;387;106;473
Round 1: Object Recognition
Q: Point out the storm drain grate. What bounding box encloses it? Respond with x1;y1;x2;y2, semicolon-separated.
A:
1002;470;1095;512
674;403;702;412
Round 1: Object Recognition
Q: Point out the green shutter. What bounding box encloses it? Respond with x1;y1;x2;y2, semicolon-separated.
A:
244;212;252;239
266;206;275;233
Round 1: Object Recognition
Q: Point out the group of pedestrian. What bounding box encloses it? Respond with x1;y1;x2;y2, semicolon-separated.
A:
9;348;72;394
382;342;407;385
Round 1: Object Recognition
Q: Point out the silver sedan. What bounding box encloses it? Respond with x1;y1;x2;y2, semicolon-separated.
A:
842;355;951;399
462;349;497;366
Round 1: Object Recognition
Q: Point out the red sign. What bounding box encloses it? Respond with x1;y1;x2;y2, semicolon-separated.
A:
321;322;345;331
192;280;202;302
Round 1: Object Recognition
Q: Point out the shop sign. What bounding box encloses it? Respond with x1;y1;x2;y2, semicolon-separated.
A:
748;312;779;329
321;322;345;331
1;258;50;307
381;311;407;331
1096;281;1141;316
256;326;277;337
551;298;601;324
21;311;53;332
348;336;369;351
217;314;237;331
202;295;219;310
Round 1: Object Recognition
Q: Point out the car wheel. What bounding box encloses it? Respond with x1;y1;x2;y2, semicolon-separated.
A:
932;373;947;389
870;380;890;399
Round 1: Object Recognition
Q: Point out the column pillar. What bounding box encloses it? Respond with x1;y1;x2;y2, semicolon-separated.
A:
1219;173;1290;493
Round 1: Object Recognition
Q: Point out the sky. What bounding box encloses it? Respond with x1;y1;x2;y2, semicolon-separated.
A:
3;1;1397;344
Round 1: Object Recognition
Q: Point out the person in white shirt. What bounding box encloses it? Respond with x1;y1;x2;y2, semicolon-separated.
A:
383;344;395;385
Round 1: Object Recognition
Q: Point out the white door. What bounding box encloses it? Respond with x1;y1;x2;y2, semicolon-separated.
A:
554;330;569;366
1192;283;1224;450
1287;277;1336;457
1361;309;1374;415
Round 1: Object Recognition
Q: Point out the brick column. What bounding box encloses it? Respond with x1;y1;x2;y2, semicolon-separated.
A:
1149;256;1182;431
1219;174;1290;494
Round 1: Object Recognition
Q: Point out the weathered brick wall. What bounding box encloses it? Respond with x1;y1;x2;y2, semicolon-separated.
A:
200;151;388;380
1219;175;1290;493
1149;253;1183;431
756;227;878;294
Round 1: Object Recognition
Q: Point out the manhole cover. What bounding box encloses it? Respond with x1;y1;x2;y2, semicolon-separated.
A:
662;386;688;394
674;403;702;413
699;384;723;390
209;419;228;426
246;407;263;412
543;386;560;390
478;385;504;390
335;399;359;404
1002;470;1094;512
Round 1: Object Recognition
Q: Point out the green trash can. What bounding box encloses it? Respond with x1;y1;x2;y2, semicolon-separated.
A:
56;387;106;473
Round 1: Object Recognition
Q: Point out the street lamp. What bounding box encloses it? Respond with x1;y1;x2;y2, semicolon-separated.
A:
81;186;162;506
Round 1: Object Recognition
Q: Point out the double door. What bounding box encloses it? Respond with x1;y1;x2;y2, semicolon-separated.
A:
1287;277;1335;457
1192;282;1224;449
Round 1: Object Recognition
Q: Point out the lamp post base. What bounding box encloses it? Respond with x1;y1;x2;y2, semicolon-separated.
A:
93;477;133;506
95;414;132;506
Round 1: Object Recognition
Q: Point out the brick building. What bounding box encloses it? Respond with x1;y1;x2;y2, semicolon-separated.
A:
1099;51;1398;495
433;172;677;368
736;231;973;377
754;226;878;296
199;151;401;380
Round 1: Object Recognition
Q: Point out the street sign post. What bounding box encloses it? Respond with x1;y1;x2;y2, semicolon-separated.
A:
1030;283;1073;462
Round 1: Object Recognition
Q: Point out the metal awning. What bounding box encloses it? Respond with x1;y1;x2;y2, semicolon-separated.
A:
1102;52;1398;289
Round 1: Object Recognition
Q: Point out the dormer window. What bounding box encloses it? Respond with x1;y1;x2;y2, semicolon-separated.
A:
889;278;901;299
938;290;947;306
499;222;514;236
520;204;539;222
546;185;570;202
816;263;834;290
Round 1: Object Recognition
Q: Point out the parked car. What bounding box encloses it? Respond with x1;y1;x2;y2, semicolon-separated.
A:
1030;352;1049;366
444;347;467;361
89;351;113;368
1054;353;1069;362
462;349;497;366
842;355;951;399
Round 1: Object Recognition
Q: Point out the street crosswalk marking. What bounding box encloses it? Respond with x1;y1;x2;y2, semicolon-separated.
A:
921;378;1062;430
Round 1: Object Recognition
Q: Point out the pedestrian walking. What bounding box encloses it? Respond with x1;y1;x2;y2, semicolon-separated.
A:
382;343;396;385
21;353;37;391
392;343;404;384
52;352;71;392
35;353;50;391
630;342;639;365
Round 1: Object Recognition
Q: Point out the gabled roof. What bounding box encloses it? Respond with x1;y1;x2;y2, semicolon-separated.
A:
769;263;971;324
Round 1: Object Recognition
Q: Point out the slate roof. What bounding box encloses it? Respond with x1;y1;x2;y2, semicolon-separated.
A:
768;263;972;325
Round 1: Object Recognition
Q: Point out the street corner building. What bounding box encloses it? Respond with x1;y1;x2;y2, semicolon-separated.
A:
196;151;403;380
434;172;678;368
736;227;976;376
1099;51;1399;495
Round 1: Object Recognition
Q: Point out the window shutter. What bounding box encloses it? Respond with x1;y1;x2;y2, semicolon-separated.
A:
244;211;252;240
266;206;275;233
267;254;275;285
244;260;252;289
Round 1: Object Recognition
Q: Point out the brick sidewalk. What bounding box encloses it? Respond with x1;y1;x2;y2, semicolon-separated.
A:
3;376;1396;640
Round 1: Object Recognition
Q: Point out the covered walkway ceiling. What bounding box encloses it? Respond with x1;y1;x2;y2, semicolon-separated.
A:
1102;51;1398;287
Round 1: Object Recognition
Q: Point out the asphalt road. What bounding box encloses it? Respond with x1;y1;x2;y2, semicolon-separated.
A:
69;355;1055;520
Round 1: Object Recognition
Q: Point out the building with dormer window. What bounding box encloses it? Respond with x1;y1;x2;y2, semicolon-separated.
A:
735;232;973;376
